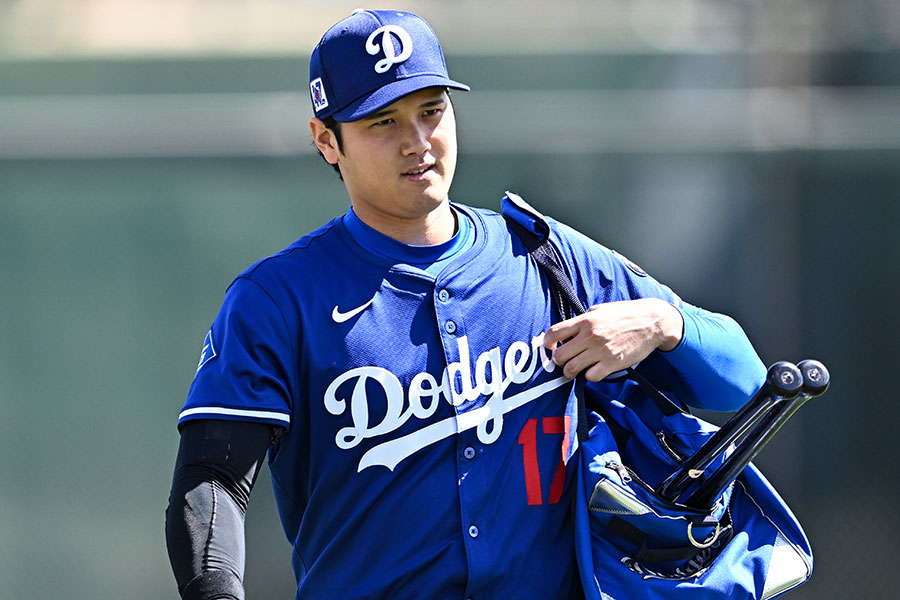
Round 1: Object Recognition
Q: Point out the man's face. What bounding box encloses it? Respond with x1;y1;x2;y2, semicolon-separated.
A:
326;87;458;224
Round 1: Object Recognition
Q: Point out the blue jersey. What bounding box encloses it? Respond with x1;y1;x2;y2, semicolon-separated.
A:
178;195;764;599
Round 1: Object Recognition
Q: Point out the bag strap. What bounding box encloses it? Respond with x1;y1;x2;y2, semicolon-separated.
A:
502;204;686;443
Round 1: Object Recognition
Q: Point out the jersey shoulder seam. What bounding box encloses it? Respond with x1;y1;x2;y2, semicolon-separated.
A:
241;218;340;279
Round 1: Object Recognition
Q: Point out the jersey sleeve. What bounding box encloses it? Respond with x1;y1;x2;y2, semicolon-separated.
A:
547;218;682;307
547;218;766;412
178;277;295;429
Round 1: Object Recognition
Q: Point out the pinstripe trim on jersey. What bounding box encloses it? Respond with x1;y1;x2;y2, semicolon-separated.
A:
178;406;291;424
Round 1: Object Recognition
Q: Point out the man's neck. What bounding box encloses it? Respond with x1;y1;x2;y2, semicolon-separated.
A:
350;201;457;246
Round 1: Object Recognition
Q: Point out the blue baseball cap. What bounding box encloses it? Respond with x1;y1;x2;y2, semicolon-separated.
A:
309;10;470;122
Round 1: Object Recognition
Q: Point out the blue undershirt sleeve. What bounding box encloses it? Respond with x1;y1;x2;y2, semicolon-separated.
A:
656;302;767;412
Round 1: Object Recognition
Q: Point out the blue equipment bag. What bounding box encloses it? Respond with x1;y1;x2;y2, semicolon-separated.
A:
572;379;813;599
501;192;814;600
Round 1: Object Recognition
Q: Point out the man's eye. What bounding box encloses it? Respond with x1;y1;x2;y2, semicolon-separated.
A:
372;118;394;126
423;108;443;118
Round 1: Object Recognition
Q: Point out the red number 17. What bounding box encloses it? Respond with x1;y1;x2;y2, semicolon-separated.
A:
517;416;571;506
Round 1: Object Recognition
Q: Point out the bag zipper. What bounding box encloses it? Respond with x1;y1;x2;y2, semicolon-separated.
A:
605;460;632;484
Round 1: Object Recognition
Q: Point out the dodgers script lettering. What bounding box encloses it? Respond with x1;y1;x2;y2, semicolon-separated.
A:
324;334;570;471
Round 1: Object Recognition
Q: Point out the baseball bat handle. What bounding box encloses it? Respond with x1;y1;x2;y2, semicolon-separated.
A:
656;361;802;503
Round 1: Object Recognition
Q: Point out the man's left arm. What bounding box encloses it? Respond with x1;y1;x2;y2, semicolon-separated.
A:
543;299;765;411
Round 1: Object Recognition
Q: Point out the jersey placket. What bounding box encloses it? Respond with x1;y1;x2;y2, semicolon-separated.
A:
432;278;494;597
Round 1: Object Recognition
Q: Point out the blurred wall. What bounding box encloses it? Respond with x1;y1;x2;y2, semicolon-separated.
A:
1;1;898;598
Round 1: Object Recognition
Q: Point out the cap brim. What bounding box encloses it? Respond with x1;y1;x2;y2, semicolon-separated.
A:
333;75;470;122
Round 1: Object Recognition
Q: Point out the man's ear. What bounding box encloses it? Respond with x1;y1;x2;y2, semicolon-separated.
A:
309;118;341;164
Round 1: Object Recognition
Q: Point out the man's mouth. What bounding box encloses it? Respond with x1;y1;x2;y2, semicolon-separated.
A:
403;165;434;177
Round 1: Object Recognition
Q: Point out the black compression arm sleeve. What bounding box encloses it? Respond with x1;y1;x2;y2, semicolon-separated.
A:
165;419;281;600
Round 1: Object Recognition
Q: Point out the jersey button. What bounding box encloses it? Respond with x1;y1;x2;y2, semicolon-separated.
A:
438;289;450;302
468;525;479;538
444;320;457;334
463;446;476;459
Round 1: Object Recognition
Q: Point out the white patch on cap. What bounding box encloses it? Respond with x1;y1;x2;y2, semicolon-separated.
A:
366;25;413;74
310;77;329;112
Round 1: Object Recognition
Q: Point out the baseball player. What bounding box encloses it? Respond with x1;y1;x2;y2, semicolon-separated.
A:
165;9;766;600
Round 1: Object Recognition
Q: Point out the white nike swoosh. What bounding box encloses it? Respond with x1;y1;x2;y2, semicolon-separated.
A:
332;298;374;323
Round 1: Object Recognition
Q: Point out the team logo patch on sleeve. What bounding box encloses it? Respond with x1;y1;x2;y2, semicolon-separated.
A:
196;329;218;372
310;77;328;112
613;250;648;277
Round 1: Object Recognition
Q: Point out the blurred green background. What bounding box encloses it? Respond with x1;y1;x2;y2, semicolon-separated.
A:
1;1;898;598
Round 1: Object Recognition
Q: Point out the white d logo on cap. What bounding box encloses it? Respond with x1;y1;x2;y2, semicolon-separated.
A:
366;25;413;74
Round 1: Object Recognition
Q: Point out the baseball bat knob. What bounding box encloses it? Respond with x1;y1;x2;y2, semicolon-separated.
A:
798;359;830;396
765;361;803;398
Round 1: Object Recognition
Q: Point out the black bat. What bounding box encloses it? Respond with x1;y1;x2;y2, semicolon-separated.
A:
656;361;803;503
685;360;829;510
